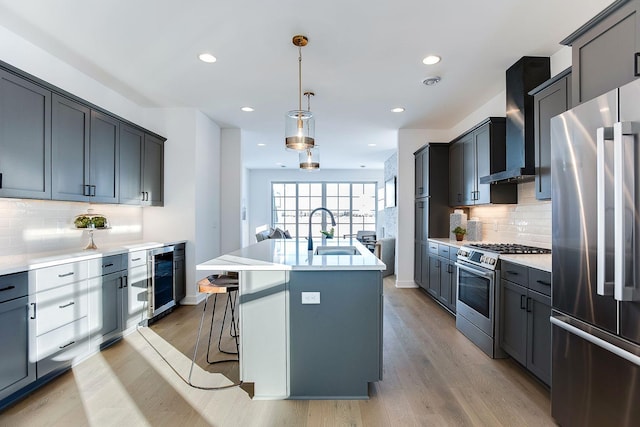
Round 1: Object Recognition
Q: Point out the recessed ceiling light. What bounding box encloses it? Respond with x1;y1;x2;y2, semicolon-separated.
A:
360;165;366;168
198;53;217;63
368;143;377;147
241;106;254;112
257;143;266;147
391;107;405;113
422;55;441;65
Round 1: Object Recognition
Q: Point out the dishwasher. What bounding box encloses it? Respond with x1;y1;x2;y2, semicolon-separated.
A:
148;245;175;319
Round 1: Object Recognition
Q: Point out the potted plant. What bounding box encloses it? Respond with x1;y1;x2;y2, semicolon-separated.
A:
453;226;466;241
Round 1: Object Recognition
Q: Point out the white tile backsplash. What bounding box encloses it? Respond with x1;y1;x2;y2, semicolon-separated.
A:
467;181;551;248
0;198;143;257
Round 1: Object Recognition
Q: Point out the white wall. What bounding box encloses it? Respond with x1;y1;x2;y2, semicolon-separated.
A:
220;129;243;253
195;111;222;263
248;168;384;243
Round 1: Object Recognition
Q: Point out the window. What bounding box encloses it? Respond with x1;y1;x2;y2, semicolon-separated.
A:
272;182;377;238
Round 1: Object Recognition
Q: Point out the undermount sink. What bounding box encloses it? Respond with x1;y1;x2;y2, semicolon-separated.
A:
314;246;361;256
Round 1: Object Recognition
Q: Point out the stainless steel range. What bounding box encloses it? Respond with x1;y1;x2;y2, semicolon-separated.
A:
455;243;551;358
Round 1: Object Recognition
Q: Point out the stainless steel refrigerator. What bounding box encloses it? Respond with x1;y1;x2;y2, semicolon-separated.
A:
551;79;640;427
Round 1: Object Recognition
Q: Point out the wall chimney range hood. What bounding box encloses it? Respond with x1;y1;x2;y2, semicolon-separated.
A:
480;57;550;184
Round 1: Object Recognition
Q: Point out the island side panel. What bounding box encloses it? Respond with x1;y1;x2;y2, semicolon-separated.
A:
288;270;383;399
239;270;289;399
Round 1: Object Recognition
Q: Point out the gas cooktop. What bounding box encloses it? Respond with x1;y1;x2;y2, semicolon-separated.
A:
467;243;551;255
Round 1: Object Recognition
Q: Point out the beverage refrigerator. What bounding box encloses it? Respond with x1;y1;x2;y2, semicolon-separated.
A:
550;79;640;426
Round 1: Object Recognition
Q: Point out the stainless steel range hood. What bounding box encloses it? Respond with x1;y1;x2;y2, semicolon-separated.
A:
480;57;550;185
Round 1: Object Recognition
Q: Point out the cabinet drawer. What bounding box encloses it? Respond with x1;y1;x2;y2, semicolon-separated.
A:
36;281;88;336
88;254;124;278
529;268;552;297
428;242;439;254
0;271;28;303
128;250;147;268
34;261;89;292
501;261;528;286
438;244;451;258
36;317;90;379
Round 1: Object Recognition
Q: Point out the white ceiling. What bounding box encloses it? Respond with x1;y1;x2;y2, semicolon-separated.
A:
0;0;613;169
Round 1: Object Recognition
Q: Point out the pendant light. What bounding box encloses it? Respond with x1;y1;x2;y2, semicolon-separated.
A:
285;35;315;151
298;92;319;170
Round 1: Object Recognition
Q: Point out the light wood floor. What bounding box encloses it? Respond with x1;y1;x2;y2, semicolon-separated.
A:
1;276;555;426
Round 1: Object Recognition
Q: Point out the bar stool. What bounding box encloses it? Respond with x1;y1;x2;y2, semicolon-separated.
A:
188;273;240;386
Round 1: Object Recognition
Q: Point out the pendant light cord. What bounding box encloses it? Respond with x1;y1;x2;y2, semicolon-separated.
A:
298;46;302;112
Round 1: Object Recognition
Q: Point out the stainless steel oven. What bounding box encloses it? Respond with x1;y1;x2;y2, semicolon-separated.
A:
455;243;551;358
455;246;505;358
148;245;175;319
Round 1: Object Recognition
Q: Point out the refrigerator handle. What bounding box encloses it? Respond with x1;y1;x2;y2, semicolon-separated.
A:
613;122;640;301
596;126;615;296
550;316;640;368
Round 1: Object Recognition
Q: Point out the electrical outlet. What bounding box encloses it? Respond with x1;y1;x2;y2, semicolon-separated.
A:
301;292;320;304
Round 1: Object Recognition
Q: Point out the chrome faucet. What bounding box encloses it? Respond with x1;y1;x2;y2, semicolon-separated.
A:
308;207;336;251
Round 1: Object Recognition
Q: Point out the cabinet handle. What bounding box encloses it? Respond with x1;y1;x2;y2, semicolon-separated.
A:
635;52;640;77
123;275;128;287
447;264;453;274
59;301;75;309
505;270;519;276
30;302;36;319
520;294;526;310
91;185;97;197
0;172;3;189
0;285;16;292
536;279;551;287
118;277;123;289
132;257;141;262
457;193;462;202
59;341;75;349
103;263;114;268
58;272;74;278
526;297;532;313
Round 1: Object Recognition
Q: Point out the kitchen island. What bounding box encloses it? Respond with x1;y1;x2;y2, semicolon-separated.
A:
196;238;385;400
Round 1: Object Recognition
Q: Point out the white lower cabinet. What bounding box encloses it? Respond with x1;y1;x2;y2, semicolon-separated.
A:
36;317;90;378
30;260;92;379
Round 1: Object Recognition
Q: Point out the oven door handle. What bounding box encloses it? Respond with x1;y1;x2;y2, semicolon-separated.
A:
455;262;495;280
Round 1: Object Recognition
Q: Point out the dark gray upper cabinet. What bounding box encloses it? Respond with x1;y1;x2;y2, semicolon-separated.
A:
0;69;51;199
448;141;464;206
561;0;640;106
119;124;144;205
415;149;426;198
531;69;572;200
89;111;119;203
51;94;91;202
52;97;120;203
143;133;164;206
449;118;516;206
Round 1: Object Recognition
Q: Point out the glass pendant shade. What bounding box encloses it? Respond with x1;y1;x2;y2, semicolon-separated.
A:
299;146;320;170
285;110;315;151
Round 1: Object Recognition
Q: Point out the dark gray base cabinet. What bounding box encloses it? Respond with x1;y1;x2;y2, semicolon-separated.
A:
563;0;640;106
288;270;382;398
424;242;456;314
499;262;551;386
0;273;35;402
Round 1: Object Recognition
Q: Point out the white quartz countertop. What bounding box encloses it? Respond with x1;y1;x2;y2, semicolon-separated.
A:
0;240;185;276
197;238;386;272
427;238;552;272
